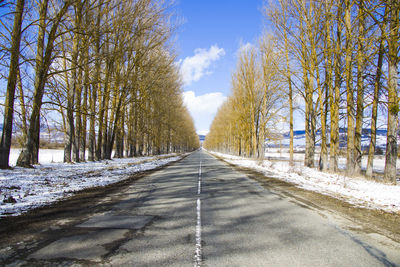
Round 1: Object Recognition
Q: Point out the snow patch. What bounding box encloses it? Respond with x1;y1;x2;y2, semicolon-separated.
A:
0;152;183;217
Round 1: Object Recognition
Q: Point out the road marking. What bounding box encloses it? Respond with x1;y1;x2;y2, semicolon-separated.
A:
195;159;202;266
195;198;202;266
199;161;202;176
198;161;202;194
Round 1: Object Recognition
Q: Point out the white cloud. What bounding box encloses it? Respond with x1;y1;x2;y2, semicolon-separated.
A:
183;91;226;114
236;42;255;56
180;45;225;86
197;130;209;136
183;91;227;134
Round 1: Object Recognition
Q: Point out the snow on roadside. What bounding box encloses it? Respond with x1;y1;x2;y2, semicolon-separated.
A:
210;151;400;213
0;154;183;217
263;148;399;174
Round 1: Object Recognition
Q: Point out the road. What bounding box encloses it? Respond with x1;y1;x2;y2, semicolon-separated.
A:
1;150;398;266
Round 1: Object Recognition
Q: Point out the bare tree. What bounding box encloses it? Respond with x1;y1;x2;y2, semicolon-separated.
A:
17;0;73;167
354;0;367;174
330;0;343;172
0;0;25;169
383;0;399;184
366;5;388;177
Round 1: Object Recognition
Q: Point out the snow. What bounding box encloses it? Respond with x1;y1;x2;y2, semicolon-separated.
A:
210;151;400;213
263;148;399;174
270;129;391;149
9;148;65;166
0;151;184;217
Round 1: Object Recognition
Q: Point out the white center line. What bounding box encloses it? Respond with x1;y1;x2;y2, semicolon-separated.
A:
198;161;202;195
195;158;202;266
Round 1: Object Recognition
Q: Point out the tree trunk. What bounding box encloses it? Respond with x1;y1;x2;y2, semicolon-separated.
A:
80;32;89;162
102;82;110;159
344;0;355;175
0;0;25;169
354;0;366;174
366;15;386;177
17;0;71;167
73;60;83;163
95;7;105;161
98;53;113;159
283;22;293;165
96;86;104;160
89;1;102;161
64;84;75;163
128;99;135;157
80;77;88;162
115;117;123;158
66;1;83;163
330;1;342;172
32;119;40;164
303;54;314;167
17;66;28;144
88;81;96;161
314;43;327;171
384;0;399;184
324;0;334;172
17;0;49;167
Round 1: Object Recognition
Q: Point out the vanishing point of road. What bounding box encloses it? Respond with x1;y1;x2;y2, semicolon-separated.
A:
1;150;399;266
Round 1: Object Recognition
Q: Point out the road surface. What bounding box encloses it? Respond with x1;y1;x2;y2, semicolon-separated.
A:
1;150;398;266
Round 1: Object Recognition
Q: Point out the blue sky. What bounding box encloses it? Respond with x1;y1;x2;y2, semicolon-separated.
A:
176;0;266;135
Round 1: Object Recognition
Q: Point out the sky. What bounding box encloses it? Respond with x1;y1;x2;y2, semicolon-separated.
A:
176;0;266;136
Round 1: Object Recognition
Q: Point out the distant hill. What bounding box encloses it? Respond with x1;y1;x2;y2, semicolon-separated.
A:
0;123;56;133
198;135;206;142
267;128;391;149
6;123;65;144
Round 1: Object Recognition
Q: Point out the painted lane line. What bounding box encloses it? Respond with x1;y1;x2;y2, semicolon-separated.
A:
195;198;202;266
199;161;202;176
195;159;202;266
198;180;201;195
198;161;202;195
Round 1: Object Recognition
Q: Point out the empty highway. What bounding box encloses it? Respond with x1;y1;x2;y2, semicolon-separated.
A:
1;150;398;266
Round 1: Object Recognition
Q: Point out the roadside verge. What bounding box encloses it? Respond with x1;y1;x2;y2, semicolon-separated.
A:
208;150;400;246
0;153;188;217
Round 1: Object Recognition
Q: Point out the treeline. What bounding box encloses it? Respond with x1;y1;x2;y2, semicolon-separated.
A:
0;0;199;169
205;0;399;184
204;37;286;159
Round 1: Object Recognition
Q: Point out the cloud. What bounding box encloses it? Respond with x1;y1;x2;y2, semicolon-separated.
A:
180;45;225;86
183;91;226;114
236;42;255;57
197;130;210;136
183;91;227;135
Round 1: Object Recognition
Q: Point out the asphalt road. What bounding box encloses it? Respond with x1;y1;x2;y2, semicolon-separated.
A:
2;150;398;266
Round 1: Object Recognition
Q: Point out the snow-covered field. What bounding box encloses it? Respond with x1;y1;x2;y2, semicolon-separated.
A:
1;150;184;217
268;129;391;149
9;148;65;166
263;148;399;174
210;150;400;213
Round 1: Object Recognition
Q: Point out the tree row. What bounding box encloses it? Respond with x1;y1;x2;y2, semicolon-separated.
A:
205;0;399;184
0;0;199;169
204;36;286;159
